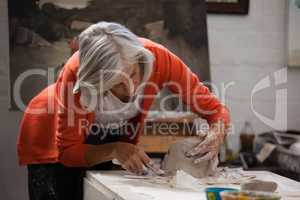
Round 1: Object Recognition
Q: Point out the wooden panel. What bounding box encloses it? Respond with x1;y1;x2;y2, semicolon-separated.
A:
138;135;197;153
206;0;249;15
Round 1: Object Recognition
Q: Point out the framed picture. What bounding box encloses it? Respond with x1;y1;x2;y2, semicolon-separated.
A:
288;0;300;67
206;0;249;14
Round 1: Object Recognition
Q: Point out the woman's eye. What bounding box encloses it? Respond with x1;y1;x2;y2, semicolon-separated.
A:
130;72;136;77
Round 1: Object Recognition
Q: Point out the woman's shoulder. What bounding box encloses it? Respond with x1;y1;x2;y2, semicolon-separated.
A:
64;51;80;75
55;52;79;83
139;37;166;52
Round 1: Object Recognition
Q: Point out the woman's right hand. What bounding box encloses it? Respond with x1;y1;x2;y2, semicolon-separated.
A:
113;142;151;175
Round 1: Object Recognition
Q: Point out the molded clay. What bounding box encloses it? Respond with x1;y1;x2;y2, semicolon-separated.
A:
161;138;218;178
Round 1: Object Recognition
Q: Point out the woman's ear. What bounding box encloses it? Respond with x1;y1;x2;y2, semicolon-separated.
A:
140;64;146;81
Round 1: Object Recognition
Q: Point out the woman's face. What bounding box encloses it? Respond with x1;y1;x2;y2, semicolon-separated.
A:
110;63;142;102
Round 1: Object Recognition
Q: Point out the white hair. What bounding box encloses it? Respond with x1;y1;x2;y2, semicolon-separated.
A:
73;22;154;95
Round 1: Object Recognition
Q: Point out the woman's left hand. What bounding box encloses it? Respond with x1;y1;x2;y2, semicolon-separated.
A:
185;123;227;164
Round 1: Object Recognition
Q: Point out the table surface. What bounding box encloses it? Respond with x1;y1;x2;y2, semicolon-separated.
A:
84;170;300;200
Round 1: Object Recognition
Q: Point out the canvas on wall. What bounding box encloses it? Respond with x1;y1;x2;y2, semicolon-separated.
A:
288;0;300;67
8;0;211;110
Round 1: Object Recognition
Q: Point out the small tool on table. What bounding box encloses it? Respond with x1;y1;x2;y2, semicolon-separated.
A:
112;159;166;176
145;162;166;176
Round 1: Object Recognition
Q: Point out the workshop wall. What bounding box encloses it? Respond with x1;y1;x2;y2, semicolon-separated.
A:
0;1;27;200
207;0;300;150
0;0;299;200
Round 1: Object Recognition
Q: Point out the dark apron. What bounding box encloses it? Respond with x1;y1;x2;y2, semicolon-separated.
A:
27;125;124;200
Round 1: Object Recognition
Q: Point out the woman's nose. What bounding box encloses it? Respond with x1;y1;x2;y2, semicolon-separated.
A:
123;79;135;97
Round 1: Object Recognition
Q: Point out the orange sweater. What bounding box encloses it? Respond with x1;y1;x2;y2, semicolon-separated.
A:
17;38;230;167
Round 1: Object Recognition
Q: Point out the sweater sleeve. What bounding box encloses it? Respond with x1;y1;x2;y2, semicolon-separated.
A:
151;44;230;126
55;61;90;167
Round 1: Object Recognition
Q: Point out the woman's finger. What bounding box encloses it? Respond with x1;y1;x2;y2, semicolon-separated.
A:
187;139;214;156
194;152;215;164
122;163;131;173
123;161;136;174
139;150;151;165
186;132;222;157
188;145;208;157
131;156;144;175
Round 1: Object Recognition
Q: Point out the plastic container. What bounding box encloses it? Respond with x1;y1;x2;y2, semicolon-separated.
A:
220;190;281;200
205;187;238;200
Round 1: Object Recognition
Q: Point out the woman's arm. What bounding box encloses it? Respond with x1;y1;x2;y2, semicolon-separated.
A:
148;42;230;162
55;55;91;167
149;43;230;127
86;142;151;175
85;143;116;166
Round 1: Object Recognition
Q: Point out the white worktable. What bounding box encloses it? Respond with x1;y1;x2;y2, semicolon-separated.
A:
84;170;300;200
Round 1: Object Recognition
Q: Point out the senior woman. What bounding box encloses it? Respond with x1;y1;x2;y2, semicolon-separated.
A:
18;22;230;200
